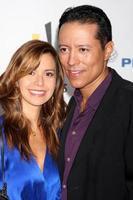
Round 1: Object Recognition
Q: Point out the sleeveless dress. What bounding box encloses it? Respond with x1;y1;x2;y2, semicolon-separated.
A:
0;117;61;200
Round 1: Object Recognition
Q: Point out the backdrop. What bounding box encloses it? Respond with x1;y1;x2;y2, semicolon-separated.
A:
0;0;132;101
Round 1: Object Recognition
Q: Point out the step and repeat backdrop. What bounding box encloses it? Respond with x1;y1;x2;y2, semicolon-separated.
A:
0;0;132;102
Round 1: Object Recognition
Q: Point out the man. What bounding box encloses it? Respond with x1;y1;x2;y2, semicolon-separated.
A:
57;5;133;200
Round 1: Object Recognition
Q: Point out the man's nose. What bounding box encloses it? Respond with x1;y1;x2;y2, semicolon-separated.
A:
67;50;79;66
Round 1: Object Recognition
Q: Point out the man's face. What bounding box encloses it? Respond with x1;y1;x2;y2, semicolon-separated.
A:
58;22;113;94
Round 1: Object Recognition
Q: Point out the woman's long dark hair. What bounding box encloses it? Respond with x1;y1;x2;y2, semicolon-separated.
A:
0;40;66;159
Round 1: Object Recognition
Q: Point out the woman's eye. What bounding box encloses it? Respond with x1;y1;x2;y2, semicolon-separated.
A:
46;72;55;77
29;70;36;75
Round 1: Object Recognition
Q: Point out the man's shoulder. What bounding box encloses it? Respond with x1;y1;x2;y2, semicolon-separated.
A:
112;72;133;103
111;68;133;92
117;75;133;94
121;81;133;102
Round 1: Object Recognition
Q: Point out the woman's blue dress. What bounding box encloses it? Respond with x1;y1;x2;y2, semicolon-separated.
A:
0;117;61;200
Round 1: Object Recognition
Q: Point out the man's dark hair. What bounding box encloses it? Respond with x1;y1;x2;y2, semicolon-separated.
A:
58;5;112;49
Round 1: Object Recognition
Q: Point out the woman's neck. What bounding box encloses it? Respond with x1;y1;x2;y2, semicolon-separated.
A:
22;105;41;125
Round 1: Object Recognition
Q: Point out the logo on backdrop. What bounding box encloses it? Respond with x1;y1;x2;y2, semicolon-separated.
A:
45;22;52;44
109;50;133;68
121;58;133;67
32;22;52;44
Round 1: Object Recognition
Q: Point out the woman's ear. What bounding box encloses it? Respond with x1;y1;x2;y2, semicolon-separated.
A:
104;41;114;61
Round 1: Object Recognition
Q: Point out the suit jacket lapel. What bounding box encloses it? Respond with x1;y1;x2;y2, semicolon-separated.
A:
58;97;76;179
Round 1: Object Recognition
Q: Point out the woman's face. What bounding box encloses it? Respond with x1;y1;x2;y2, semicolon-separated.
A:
18;53;56;111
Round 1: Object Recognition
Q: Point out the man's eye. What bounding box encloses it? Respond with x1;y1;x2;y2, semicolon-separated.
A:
59;48;68;53
80;48;89;53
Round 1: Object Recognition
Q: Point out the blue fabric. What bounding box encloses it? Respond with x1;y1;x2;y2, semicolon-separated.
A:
0;117;61;200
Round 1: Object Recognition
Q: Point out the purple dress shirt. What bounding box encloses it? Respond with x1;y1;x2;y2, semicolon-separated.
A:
61;70;112;200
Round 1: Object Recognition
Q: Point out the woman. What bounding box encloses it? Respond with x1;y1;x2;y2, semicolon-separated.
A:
0;40;66;200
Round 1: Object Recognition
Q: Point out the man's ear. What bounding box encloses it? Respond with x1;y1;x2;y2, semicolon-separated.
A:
104;41;114;61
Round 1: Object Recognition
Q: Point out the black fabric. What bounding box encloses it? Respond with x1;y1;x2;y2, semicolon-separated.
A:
57;69;133;200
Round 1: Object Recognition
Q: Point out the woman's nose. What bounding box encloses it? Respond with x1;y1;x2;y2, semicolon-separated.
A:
35;75;44;86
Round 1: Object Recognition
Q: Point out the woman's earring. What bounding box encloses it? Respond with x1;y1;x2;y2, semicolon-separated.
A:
64;83;67;93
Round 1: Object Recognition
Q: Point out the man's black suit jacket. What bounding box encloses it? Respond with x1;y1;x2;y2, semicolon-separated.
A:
58;69;133;200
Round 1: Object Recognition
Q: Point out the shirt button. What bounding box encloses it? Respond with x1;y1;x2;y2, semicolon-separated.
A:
62;184;66;189
67;157;71;162
72;131;76;135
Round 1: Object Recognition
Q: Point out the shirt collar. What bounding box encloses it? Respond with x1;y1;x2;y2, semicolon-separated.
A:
74;68;112;110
